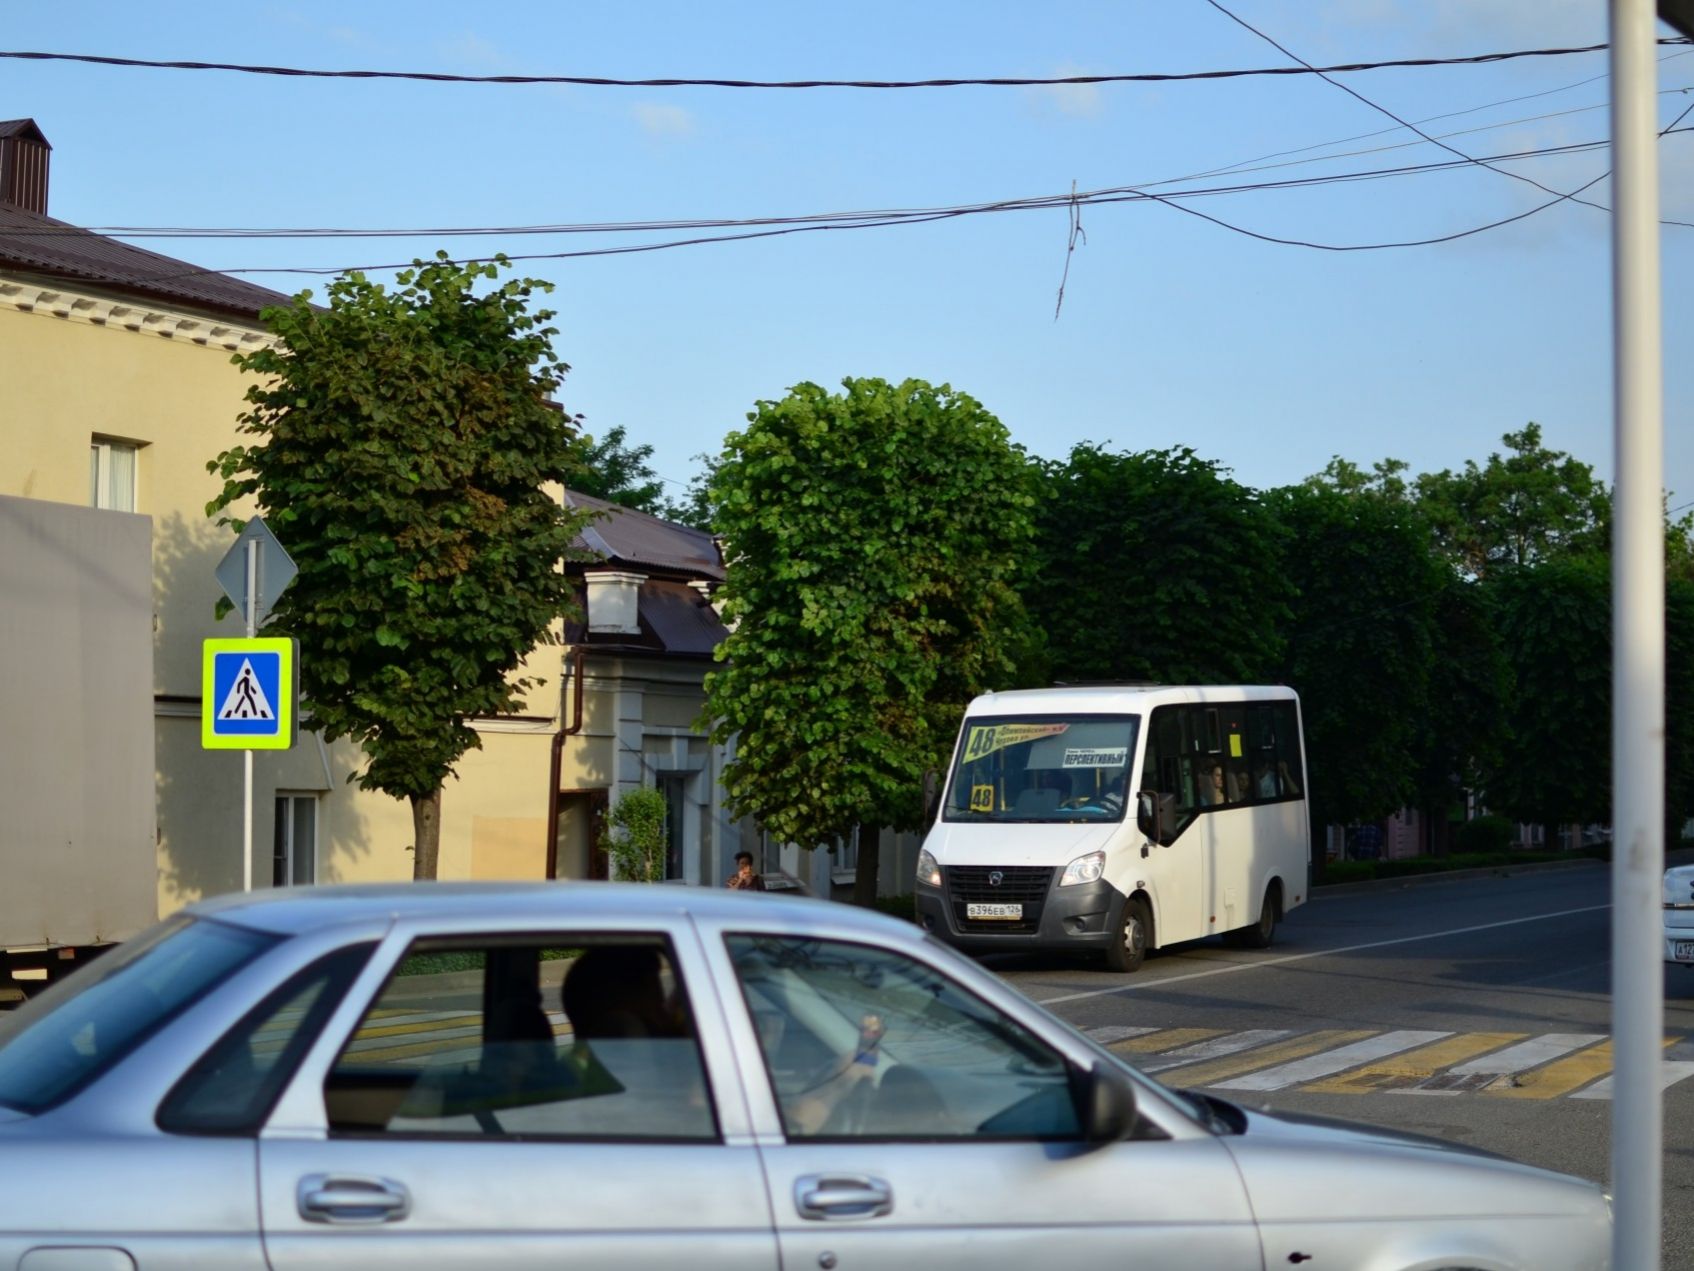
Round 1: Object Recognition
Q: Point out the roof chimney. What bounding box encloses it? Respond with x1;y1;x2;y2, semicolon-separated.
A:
0;119;51;215
583;570;647;636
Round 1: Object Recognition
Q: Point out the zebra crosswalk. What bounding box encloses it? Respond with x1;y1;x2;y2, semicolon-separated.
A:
1084;1024;1694;1099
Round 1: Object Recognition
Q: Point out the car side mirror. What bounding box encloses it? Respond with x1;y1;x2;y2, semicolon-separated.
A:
1137;792;1175;845
922;769;942;826
1078;1060;1139;1148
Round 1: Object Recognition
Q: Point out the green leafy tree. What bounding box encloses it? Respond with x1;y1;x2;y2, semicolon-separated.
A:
1025;444;1290;684
569;424;672;517
665;453;721;532
1666;576;1694;844
1413;573;1511;854
568;426;718;529
207;254;592;879
1266;483;1445;866
1478;557;1612;833
1305;455;1414;503
704;377;1037;904
599;787;669;882
1416;424;1609;578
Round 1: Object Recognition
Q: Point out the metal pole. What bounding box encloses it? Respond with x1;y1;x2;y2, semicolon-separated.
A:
243;537;258;893
1610;3;1665;1267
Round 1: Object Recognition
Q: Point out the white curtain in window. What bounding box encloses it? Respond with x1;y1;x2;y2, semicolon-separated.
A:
106;442;136;512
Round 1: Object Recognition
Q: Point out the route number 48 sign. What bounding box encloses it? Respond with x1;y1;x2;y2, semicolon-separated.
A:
202;637;298;750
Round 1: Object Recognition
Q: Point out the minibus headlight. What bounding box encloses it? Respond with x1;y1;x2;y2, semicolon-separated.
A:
916;849;943;888
1059;850;1106;887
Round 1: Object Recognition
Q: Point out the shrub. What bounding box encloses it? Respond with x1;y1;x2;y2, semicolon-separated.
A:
600;788;669;882
1455;814;1514;856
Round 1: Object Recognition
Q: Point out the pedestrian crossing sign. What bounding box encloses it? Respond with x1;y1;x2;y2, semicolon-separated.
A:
202;638;297;750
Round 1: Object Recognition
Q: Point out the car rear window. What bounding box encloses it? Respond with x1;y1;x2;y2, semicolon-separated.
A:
0;916;278;1115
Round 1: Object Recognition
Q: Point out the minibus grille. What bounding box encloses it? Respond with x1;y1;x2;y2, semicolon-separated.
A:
946;866;1053;933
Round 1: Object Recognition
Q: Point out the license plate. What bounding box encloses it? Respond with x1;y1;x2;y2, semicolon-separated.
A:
1675;940;1694;962
967;903;1023;920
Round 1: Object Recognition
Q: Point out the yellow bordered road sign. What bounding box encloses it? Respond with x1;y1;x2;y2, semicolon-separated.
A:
202;637;297;750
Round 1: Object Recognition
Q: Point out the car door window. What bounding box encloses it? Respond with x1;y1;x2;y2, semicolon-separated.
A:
323;936;717;1141
726;934;1080;1141
158;942;375;1135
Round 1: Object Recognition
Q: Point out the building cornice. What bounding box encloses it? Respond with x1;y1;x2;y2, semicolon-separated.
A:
0;271;275;351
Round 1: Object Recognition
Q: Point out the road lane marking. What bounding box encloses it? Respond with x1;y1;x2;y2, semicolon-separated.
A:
1105;1026;1694;1098
1035;904;1611;1006
1449;1033;1605;1076
1483;1038;1616;1099
1139;1029;1293;1073
1111;1027;1225;1054
1151;1029;1374;1088
1215;1030;1451;1091
1306;1032;1528;1094
1084;1025;1159;1045
1572;1055;1694;1099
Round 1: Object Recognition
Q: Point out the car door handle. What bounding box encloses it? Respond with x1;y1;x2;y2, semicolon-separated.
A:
794;1173;894;1220
297;1173;412;1225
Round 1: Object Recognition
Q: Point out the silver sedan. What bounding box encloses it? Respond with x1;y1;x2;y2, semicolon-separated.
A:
0;883;1610;1270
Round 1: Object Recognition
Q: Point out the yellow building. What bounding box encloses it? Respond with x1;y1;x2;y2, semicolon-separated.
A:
1;118;770;931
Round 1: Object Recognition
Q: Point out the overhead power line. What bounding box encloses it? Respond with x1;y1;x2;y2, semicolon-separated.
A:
2;96;1674;243
118;124;1693;282
1201;0;1618;223
0;40;1688;89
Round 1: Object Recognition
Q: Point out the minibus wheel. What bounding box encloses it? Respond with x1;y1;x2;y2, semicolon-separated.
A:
1227;885;1280;949
1106;896;1152;973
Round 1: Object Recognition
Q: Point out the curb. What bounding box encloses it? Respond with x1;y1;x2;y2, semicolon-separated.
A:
1311;856;1606;898
1311;845;1694;898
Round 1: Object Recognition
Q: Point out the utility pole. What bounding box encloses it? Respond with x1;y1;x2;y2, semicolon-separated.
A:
1609;2;1675;1266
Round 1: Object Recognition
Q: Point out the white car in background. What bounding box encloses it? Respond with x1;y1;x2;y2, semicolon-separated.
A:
1668;863;1694;966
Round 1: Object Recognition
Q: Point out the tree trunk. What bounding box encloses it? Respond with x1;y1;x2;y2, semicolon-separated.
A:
411;788;442;880
853;823;883;908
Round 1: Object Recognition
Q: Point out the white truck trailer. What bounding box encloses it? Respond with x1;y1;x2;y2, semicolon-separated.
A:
1;493;156;1002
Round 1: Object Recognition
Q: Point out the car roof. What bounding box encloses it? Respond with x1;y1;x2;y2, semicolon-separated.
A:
186;880;918;941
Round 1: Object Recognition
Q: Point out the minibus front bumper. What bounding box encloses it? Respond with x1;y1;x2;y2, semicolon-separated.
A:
915;868;1126;954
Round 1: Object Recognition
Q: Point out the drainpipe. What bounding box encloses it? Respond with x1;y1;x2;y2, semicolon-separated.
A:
545;646;587;877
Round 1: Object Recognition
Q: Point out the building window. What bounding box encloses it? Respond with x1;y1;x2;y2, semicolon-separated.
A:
89;437;139;512
274;794;318;886
836;826;860;873
658;774;687;881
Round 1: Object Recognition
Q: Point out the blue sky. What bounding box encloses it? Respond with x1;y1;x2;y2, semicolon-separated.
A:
8;2;1692;506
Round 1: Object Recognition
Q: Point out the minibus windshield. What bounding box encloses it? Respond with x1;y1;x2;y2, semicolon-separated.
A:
942;715;1139;823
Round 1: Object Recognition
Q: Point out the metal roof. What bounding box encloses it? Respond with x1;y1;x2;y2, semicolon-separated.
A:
0;119;48;144
567;490;723;580
0;202;293;322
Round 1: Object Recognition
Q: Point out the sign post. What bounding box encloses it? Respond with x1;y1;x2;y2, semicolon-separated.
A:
207;517;298;891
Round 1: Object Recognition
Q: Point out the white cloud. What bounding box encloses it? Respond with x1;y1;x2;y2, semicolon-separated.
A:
437;32;505;71
1023;64;1107;120
632;103;697;138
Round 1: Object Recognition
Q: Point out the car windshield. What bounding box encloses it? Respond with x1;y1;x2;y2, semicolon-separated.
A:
942;714;1140;823
0;916;278;1115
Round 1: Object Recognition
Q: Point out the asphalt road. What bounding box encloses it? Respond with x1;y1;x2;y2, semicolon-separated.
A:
985;862;1694;1269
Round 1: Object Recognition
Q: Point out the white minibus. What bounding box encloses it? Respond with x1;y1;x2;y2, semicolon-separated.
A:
915;685;1310;972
